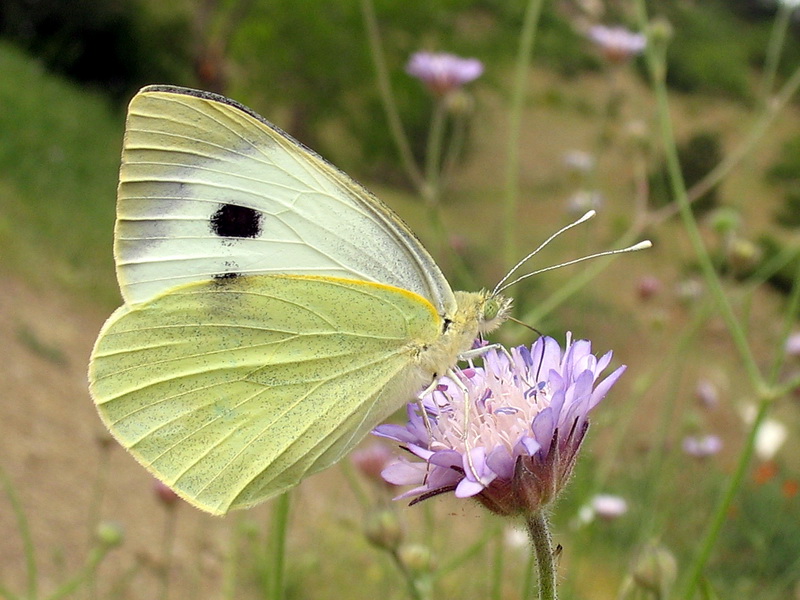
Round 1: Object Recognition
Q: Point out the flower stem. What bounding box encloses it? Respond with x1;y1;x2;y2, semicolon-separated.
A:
269;492;292;600
636;0;763;392
504;0;545;268
679;399;769;599
759;1;792;108
525;511;557;600
0;466;37;600
358;0;423;188
158;506;179;600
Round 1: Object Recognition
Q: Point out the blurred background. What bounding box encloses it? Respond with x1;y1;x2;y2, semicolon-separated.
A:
1;0;799;598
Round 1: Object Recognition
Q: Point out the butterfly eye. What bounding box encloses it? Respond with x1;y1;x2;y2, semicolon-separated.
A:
477;295;512;335
483;297;502;322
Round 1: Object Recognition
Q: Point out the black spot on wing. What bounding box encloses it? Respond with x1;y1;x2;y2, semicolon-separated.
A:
210;204;262;238
213;260;241;282
213;271;240;280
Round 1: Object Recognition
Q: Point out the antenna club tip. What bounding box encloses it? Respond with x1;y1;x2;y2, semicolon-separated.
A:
635;240;653;250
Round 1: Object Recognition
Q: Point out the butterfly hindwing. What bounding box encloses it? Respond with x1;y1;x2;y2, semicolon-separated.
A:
90;274;442;514
115;86;456;316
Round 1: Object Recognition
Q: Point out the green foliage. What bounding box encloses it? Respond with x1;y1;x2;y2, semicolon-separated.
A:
766;134;800;228
655;1;757;99
756;234;800;296
0;42;121;304
0;0;192;100
717;474;800;597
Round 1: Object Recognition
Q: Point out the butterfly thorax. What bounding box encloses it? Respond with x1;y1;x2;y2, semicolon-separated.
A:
416;290;511;379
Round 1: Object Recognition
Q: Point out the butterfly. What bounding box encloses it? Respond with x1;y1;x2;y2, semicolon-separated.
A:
88;85;512;515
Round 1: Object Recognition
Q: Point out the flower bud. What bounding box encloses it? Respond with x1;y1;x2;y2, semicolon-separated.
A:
646;17;673;47
364;509;403;551
631;542;677;594
153;480;180;507
398;543;434;575
95;521;124;549
351;443;394;486
727;238;761;276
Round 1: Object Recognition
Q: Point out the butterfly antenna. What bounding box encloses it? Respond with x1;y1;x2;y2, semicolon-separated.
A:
492;210;597;296
495;240;652;294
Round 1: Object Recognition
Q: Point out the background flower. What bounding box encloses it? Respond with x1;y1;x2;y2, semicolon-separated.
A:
406;51;484;95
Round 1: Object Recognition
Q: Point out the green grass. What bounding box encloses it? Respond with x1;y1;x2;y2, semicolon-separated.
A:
0;41;122;307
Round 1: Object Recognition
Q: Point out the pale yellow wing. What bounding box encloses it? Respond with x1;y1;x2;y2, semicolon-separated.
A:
89;275;441;515
116;86;456;316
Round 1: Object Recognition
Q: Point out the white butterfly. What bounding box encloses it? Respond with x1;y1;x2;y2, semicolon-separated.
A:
89;86;511;515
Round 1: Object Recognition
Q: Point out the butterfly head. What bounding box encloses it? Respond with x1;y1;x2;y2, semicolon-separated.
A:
478;292;512;335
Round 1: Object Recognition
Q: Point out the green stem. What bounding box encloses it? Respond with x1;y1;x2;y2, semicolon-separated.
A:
504;0;545;268
759;2;792;108
636;0;763;393
423;100;447;205
359;0;423;188
221;513;242;600
0;466;37;600
525;511;557;600
769;253;800;384
423;100;448;259
679;400;770;599
44;546;109;600
388;548;429;600
436;523;498;577
269;492;292;600
158;507;179;600
491;527;505;600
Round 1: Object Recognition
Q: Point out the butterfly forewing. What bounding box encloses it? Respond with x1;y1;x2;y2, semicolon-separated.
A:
90;275;441;514
115;86;456;316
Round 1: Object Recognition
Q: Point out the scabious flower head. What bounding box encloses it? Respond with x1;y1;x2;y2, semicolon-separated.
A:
682;434;722;459
406;51;484;96
694;378;719;409
351;442;395;486
565;190;604;215
563;150;596;174
375;335;626;516
587;25;647;63
591;493;629;520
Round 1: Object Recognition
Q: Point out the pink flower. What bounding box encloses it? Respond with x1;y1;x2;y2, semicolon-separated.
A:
351;442;395;486
587;25;646;63
406;52;484;95
374;335;625;516
637;276;663;301
785;332;800;357
591;494;628;520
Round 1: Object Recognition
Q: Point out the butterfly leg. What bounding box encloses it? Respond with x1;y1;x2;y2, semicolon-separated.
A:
457;343;513;363
443;368;495;489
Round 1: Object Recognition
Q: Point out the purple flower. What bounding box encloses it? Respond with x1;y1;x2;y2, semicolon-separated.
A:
785;332;800;357
587;25;646;63
694;378;719;409
682;434;723;459
406;51;484;96
374;335;626;516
